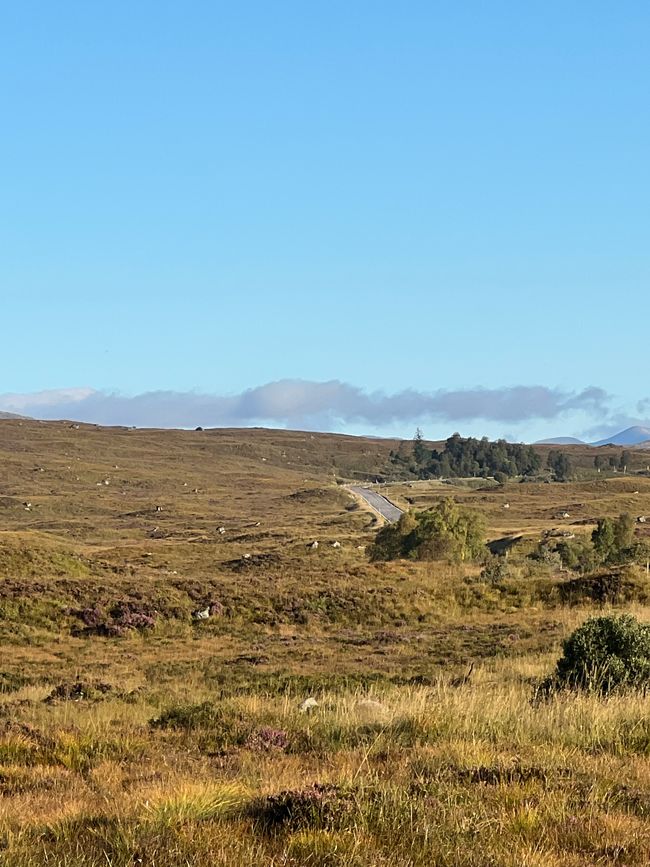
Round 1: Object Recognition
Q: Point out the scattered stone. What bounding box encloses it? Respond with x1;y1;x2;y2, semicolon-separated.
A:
332;541;341;548
309;541;319;550
192;607;211;620
299;697;319;713
217;526;226;535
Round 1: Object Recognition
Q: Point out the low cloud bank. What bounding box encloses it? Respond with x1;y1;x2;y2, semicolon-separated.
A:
0;381;611;430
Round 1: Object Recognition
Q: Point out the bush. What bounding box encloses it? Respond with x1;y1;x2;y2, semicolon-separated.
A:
479;556;510;584
558;568;649;606
552;615;650;694
249;783;356;833
369;499;485;563
150;701;220;730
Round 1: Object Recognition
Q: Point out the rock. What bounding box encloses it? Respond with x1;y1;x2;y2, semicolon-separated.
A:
309;541;319;550
218;526;226;535
356;698;388;721
332;541;341;548
193;607;210;620
299;697;318;713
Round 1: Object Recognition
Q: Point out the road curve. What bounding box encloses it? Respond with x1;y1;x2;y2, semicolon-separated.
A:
348;486;404;523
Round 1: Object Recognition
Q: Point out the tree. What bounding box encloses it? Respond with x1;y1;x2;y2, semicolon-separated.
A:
592;518;615;562
594;455;606;472
613;512;636;555
619;450;631;474
412;428;428;467
368;499;485;563
547;450;573;482
422;435;542;480
368;511;417;562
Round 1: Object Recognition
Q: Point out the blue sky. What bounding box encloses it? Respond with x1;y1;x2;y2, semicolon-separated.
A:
1;2;648;440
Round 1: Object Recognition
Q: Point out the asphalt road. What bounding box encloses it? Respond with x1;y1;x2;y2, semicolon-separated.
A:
349;486;404;523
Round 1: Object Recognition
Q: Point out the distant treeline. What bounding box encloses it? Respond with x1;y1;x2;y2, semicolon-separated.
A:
390;432;543;480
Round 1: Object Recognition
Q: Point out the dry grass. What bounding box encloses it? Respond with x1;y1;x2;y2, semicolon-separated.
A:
0;420;649;864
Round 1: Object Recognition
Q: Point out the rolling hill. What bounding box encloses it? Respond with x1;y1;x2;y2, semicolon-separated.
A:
592;425;650;446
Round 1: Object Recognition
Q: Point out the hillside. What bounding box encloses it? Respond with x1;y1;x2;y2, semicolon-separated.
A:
1;420;650;865
593;425;650;446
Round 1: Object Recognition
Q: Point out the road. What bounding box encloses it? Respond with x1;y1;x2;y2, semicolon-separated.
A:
348;486;404;523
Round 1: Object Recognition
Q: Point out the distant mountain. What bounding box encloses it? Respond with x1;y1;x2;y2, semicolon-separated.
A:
0;411;27;420
592;426;650;447
535;436;586;445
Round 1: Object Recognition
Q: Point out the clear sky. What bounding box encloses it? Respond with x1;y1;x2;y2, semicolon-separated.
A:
1;2;648;440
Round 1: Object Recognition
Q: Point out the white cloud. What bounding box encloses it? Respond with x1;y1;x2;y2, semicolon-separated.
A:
0;380;613;430
0;387;96;412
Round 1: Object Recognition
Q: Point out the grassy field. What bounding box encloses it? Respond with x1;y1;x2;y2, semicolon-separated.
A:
0;420;649;866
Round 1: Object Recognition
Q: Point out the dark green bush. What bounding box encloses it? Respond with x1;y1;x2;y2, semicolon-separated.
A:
150;701;220;730
479;556;510;585
553;614;650;694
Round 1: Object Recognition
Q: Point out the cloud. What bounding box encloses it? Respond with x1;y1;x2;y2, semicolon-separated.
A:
0;381;613;430
0;387;95;411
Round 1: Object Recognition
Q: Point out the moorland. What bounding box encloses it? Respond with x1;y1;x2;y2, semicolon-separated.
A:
0;419;649;866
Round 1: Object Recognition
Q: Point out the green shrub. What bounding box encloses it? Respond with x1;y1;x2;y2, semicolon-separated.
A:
553;615;650;694
369;499;485;563
479;556;510;585
150;701;220;731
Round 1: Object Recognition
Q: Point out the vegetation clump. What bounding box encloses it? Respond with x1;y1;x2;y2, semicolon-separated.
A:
543;512;649;575
44;680;112;703
391;432;542;480
244;726;289;752
150;701;221;731
73;600;157;636
369;498;485;563
250;783;356;833
549;614;650;694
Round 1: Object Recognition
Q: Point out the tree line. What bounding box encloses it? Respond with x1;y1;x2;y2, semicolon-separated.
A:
390;432;543;481
389;431;644;483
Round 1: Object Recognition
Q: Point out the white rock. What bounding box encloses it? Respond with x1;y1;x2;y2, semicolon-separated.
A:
299;697;319;713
